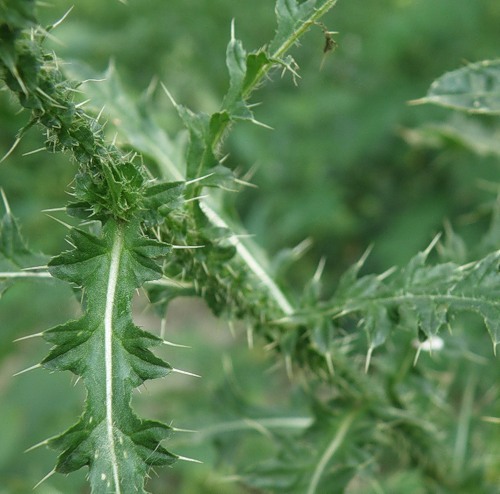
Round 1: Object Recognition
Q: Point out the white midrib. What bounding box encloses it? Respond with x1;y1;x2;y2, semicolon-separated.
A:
104;228;123;494
200;200;294;316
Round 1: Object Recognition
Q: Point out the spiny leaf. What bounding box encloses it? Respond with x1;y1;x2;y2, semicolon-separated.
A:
411;59;500;114
222;25;272;120
325;247;500;352
170;102;233;182
222;23;249;114
43;220;176;493
270;0;337;55
142;181;185;221
165;0;338;183
0;14;147;221
271;0;317;54
66;63;186;182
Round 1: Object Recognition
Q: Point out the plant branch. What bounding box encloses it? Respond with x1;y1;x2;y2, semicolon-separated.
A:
306;411;357;494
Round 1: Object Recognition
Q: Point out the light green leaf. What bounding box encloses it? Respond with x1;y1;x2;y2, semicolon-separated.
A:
413;59;500;114
222;24;250;114
43;220;176;493
271;0;316;53
270;0;337;56
405;115;500;158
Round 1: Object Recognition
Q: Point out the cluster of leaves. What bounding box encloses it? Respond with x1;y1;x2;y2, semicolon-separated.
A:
1;0;500;493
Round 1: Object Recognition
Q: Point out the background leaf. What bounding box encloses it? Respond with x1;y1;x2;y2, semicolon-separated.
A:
413;59;500;114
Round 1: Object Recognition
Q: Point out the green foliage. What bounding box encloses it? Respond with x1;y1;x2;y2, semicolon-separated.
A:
412;59;500;114
43;220;175;492
321;242;500;355
1;0;500;493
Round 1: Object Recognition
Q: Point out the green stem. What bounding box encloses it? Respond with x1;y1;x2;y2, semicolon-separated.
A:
213;0;338;152
306;411;357;494
242;0;338;100
453;372;477;475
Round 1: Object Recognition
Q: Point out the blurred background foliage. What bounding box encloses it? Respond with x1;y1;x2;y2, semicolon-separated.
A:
1;0;500;492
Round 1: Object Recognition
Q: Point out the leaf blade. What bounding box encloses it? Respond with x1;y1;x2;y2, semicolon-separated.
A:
44;220;176;493
413;59;500;114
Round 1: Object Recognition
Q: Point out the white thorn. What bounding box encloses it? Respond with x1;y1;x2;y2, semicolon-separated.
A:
376;266;397;281
163;339;191;349
13;332;44;342
75;98;91;109
25;438;50;453
41;207;66;213
171;244;205;250
357;245;373;269
365;346;374;373
22;147;46;157
21;265;49;271
13;363;42;377
0;188;11;215
172;427;198;433
177;455;203;464
413;345;422;367
424;233;442;257
35;87;66;109
44;214;72;229
1;136;23;164
160;82;178;107
51;6;74;30
172;368;201;378
185;173;213;185
249;118;273;130
313;257;326;284
33;468;56;490
233;177;258;189
160;318;167;340
184;195;208;203
80;77;107;85
96;105;106;122
230;19;236;42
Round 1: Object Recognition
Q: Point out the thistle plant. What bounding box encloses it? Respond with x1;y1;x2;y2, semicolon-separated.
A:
1;0;500;493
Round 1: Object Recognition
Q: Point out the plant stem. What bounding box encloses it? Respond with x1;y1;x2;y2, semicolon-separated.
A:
306;411;357;494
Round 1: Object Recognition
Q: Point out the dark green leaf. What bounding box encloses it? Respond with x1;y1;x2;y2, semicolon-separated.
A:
44;220;176;492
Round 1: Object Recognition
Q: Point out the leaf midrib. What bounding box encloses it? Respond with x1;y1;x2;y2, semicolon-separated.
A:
104;225;123;494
